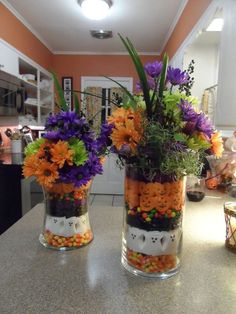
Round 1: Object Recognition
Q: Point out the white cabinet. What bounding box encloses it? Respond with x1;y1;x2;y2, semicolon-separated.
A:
18;57;53;127
0;41;19;77
0;39;54;127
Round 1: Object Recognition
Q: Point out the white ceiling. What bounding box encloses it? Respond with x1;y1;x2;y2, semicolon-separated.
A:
3;0;188;54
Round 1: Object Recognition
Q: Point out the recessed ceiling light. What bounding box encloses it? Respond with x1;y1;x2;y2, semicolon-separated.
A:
90;30;113;39
78;0;112;20
206;18;224;31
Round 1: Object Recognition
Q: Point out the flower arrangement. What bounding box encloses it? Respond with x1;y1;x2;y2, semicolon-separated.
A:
23;87;111;193
23;76;112;249
108;35;224;277
108;35;223;179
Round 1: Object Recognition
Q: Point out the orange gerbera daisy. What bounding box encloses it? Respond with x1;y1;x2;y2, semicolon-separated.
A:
35;161;59;189
73;180;92;199
22;154;40;177
108;107;134;125
111;119;141;153
37;140;53;158
210;131;223;158
50;140;73;168
129;108;144;134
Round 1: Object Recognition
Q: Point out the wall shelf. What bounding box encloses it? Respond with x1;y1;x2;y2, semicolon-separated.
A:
0;38;54;126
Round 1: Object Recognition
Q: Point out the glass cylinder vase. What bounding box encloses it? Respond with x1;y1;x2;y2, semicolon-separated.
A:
121;165;186;278
39;181;93;250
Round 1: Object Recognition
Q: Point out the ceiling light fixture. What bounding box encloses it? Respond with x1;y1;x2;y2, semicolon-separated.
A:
90;30;113;39
78;0;112;20
206;18;224;32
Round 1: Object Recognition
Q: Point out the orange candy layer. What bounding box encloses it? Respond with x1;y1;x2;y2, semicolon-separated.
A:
127;249;177;273
44;230;93;248
125;178;184;212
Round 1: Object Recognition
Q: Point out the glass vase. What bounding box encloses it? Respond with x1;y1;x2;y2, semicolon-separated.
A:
39;181;93;250
121;165;186;278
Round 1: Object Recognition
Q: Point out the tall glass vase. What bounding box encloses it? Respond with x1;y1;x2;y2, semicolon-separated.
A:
39;181;93;250
121;165;186;278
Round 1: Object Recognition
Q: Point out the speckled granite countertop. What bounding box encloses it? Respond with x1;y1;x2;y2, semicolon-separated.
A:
0;193;236;314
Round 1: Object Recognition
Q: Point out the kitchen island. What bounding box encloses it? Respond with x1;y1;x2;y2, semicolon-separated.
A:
0;193;236;314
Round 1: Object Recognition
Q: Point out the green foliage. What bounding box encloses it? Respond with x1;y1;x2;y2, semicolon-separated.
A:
24;138;45;156
179;59;195;96
118;34;151;117
136;122;172;168
160;151;202;179
158;53;168;99
51;72;68;111
163;91;198;108
69;139;88;166
187;135;211;151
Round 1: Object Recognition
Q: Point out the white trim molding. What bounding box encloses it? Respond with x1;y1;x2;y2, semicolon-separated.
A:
81;76;133;93
53;51;160;56
169;0;223;68
160;0;189;53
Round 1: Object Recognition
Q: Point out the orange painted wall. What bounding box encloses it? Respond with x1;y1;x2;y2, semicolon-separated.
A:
162;0;212;59
0;3;53;69
52;54;159;92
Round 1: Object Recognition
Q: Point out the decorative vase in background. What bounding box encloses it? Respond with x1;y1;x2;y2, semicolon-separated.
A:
39;181;93;250
121;165;185;278
11;139;22;153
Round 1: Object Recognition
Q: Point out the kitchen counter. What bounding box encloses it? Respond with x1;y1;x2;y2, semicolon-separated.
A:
0;193;236;314
0;152;24;165
0;152;33;234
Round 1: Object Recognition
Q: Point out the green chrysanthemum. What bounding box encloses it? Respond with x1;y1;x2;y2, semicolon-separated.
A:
24;138;45;156
69;139;88;166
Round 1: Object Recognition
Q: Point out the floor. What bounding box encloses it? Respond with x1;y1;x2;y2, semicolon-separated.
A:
89;194;124;206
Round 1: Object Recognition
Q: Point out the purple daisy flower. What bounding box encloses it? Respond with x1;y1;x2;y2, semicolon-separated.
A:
183;121;197;135
62;166;91;188
196;113;214;137
167;66;189;86
96;122;113;153
178;100;198;122
144;61;163;78
136;78;155;92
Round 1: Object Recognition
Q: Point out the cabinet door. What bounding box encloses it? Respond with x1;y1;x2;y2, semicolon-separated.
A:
0;42;19;77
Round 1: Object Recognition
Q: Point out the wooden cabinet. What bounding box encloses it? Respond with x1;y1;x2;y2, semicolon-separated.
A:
0;39;54;127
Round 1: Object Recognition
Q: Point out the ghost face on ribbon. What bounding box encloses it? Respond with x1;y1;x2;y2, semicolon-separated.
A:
126;226;181;256
45;212;91;237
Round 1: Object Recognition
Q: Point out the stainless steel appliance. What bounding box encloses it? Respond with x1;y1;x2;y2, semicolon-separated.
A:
0;71;24;115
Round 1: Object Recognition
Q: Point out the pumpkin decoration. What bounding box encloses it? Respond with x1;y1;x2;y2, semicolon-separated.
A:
125;179;184;215
205;171;221;190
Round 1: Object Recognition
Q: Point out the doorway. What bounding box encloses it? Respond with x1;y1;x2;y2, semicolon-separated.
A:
81;76;133;194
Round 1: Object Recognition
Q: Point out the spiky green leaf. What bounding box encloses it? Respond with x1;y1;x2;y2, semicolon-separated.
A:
51;71;69;111
118;34;152;117
159;53;168;99
103;75;135;104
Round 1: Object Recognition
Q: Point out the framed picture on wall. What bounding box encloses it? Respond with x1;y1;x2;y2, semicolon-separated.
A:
38;130;46;139
62;77;73;110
